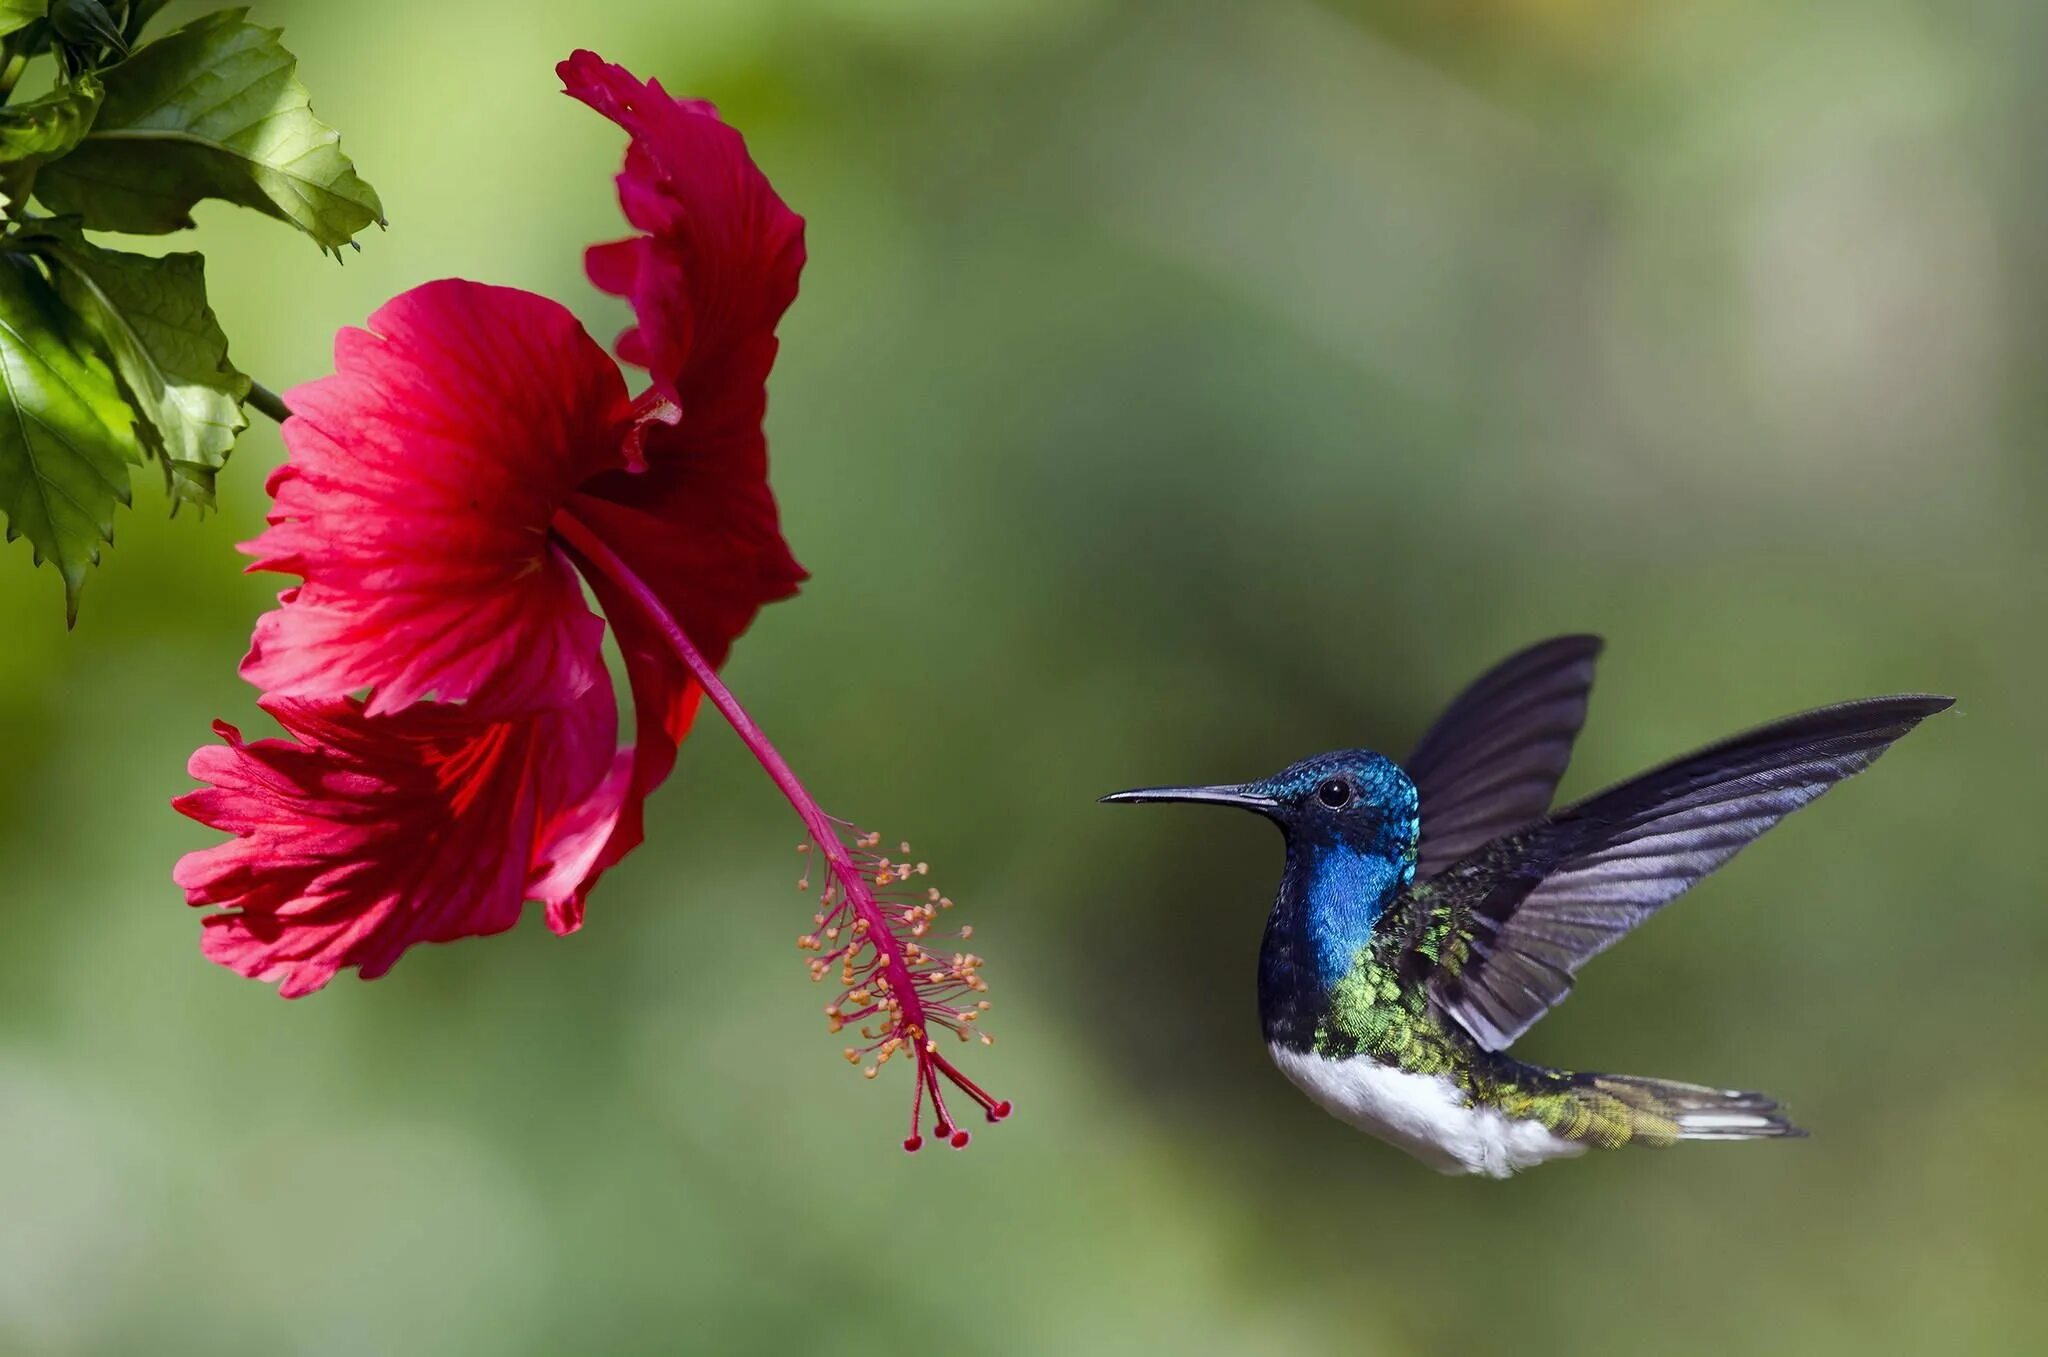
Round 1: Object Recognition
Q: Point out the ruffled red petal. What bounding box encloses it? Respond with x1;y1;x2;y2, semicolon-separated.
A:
241;280;628;717
558;50;806;417
173;687;620;997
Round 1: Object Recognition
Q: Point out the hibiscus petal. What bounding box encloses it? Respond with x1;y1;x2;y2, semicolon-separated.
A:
553;52;809;886
559;50;806;413
241;279;628;717
174;687;618;997
525;678;635;935
558;444;805;884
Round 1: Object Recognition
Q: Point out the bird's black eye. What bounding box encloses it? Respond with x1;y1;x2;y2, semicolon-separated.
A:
1317;778;1352;809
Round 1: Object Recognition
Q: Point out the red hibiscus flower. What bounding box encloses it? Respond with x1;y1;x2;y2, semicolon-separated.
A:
173;53;1006;1149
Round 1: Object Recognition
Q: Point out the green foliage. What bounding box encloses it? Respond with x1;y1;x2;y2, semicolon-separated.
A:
0;76;100;200
0;2;47;42
25;220;249;509
48;0;126;57
0;3;379;621
0;254;140;623
37;9;384;251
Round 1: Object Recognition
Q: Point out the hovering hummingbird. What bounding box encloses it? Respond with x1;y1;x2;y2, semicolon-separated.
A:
1103;637;1951;1177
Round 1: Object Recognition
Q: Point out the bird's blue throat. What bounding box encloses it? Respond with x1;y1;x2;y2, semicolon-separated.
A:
1301;842;1410;981
1257;777;1419;1050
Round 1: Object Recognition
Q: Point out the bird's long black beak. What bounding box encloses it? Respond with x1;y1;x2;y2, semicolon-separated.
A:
1099;783;1280;814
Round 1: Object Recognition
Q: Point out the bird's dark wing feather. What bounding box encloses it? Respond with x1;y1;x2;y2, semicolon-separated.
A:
1425;694;1955;1051
1406;635;1604;882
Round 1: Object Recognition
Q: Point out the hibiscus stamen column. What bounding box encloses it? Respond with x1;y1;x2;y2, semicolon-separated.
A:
552;510;1010;1150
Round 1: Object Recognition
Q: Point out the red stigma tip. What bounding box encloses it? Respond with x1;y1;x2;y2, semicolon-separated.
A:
902;1135;923;1153
934;1120;955;1139
988;1100;1012;1122
948;1129;971;1149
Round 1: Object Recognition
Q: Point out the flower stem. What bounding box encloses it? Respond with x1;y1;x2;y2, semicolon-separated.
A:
246;382;292;425
549;510;939;1039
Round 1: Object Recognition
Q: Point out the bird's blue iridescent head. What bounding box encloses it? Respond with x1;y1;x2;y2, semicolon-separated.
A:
1102;750;1420;990
1241;750;1421;865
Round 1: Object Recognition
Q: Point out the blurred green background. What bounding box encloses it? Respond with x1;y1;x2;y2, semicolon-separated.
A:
3;0;2042;1352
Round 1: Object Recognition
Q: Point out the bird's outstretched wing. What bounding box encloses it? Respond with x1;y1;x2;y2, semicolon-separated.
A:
1424;694;1955;1051
1406;635;1604;882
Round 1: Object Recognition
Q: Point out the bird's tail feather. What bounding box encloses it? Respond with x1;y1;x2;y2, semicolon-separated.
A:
1581;1072;1803;1147
1504;1064;1806;1149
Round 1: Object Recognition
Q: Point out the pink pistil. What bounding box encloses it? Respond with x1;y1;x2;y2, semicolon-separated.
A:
553;510;1006;1150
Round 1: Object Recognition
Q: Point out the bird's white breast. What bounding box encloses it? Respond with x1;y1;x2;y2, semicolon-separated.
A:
1268;1044;1585;1178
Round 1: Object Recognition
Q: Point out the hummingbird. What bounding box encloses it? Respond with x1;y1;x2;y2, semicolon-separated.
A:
1103;636;1951;1177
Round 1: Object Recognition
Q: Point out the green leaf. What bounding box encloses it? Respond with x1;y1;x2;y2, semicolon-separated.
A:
34;8;383;251
0;76;102;203
0;2;48;42
0;253;142;623
26;222;248;509
49;0;126;57
0;77;101;162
